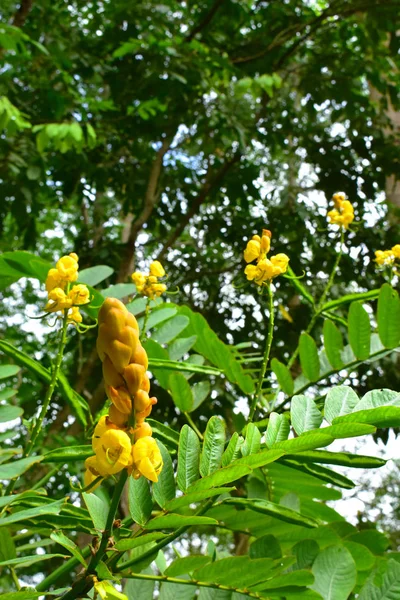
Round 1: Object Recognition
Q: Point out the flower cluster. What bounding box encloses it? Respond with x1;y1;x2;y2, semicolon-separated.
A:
375;244;400;267
44;253;90;323
327;193;354;229
244;229;289;285
131;260;167;299
84;298;162;490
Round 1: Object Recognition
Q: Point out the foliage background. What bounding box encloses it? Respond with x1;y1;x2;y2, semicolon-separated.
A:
0;0;400;594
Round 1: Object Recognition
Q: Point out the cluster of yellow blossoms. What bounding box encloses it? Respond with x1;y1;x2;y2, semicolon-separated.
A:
84;298;162;489
375;244;400;267
327;192;354;229
44;253;90;323
244;229;289;285
131;260;167;299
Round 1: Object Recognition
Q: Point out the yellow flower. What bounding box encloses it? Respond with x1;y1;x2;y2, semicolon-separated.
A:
67;307;82;324
132;436;163;482
391;244;400;259
244;239;261;263
149;260;165;277
56;254;79;282
131;271;146;292
44;287;73;312
279;304;293;323
144;282;167;299
270;253;289;274
92;415;119;452
375;250;395;266
94;580;128;600
327;194;354;229
45;268;64;292
94;428;132;476
68;284;90;305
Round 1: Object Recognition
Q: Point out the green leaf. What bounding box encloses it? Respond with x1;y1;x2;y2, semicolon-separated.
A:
0;364;20;379
129;475;153;526
145;514;217;530
299;333;320;382
271;358;294;395
0;498;65;526
265;412;290;447
101;283;136;299
241;423;261;456
223;498;318;528
200;417;226;477
191;381;211;411
333;406;400;428
0;404;23;422
0;388;17;400
287;449;386;468
115;532;168;552
377;284;400;348
168;373;194;412
354;388;400;411
0;528;16;561
193;556;277;589
177;425;201;492
124;568;155;600
154;315;190;344
0;554;67;569
250;534;282;559
0;592;67;600
83;492;108;530
358;558;400;599
42;445;93;463
343;541;375;572
78;265;113;286
147;419;179;451
347;529;389;554
323;319;344;370
169;336;198;361
311;423;376;439
293;539;320;569
311;545;357;600
250;569;314;592
50;531;87;566
291;394;322;435
178;306;254;394
273;432;333;452
165;488;235;511
221;433;243;466
146;307;178;329
165;556;211;577
152;440;176;508
0;455;43;479
187;464;252;492
348;302;371;360
324;386;360;424
280;458;355;489
159;580;197;600
234;448;285;469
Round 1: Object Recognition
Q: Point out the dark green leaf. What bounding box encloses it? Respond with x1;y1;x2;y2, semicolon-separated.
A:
145;514;217;530
42;445;93;463
129;475;153;526
291;394;322;435
348;302;371;360
153;440;176;508
165;556;211;577
168;373;194;412
200;416;226;477
299;333;320;382
377;284;400;348
311;545;356;600
271;358;294;395
177;425;201;492
323;319;344;370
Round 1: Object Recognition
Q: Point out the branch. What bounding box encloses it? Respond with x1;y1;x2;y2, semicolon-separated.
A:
117;137;172;281
12;0;34;27
157;151;241;260
186;0;226;42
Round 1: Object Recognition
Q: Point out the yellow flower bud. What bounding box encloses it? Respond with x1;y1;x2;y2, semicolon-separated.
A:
108;404;129;427
133;389;152;413
132;421;152;441
98;298;127;323
68;284;90;305
67;307;82;324
140;373;150;393
69;252;79;262
131;271;146;292
102;356;125;387
149;260;165;277
94;429;132;476
270;253;289;274
84;456;102;491
328;197;354;228
391;244;400;259
123;363;146;395
375;250;394;266
135;396;157;422
106;385;132;414
56;255;79;282
132;436;163;482
131;344;149;370
45;268;64;292
45;287;73;312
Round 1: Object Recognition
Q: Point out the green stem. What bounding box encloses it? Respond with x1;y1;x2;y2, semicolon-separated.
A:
317;227;345;309
57;469;128;600
10;567;21;590
120;572;260;599
248;284;274;422
184;412;203;440
5;310;69;495
31;466;59;491
140;298;151;342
